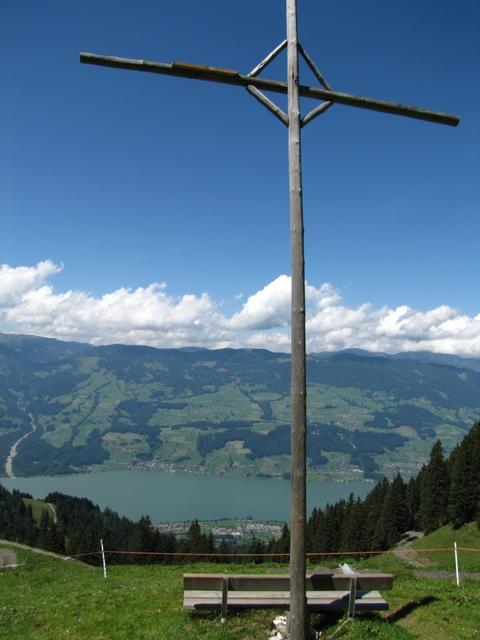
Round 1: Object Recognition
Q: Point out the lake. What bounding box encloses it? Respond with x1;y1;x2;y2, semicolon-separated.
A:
0;470;372;522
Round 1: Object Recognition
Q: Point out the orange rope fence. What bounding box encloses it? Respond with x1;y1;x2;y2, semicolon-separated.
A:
67;546;480;559
413;547;479;553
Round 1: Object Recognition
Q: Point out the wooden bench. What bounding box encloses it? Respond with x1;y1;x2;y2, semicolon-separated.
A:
184;569;394;621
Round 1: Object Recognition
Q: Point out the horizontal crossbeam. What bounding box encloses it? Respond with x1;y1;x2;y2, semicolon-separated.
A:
80;52;460;127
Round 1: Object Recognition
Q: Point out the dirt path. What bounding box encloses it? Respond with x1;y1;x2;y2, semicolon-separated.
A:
393;545;426;567
393;532;426;567
0;539;90;567
4;413;36;478
47;502;58;524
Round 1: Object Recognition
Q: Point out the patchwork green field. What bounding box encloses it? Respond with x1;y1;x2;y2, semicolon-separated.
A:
1;333;480;480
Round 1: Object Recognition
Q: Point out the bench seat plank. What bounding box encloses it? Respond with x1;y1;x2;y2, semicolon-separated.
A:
184;589;388;611
183;572;393;592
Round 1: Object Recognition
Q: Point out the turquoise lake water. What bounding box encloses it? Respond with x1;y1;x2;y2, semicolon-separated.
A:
1;470;372;522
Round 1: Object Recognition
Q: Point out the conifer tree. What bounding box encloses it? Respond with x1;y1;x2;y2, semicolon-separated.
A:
37;509;63;552
339;494;366;552
247;537;266;564
419;440;449;533
363;478;389;550
448;422;480;527
448;445;471;528
267;523;290;561
306;507;325;553
184;519;203;552
405;476;421;530
217;539;231;563
372;475;409;548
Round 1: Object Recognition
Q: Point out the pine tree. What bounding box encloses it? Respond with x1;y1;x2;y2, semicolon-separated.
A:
339;494;367;552
184;519;203;553
306;507;325;553
267;523;290;562
364;478;389;550
37;509;63;552
419;440;449;533
448;445;471;527
217;539;231;564
405;476;421;531
247;537;266;564
372;475;409;549
448;422;480;527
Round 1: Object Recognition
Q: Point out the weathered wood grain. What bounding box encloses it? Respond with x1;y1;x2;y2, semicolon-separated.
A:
287;1;307;637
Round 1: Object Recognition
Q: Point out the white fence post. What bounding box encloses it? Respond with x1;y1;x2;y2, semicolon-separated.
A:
100;538;107;579
454;541;460;587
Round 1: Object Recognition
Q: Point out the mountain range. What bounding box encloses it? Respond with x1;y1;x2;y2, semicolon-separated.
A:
1;332;479;480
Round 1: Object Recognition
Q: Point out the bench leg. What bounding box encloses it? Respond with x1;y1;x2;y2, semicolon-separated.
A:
327;577;357;640
347;577;357;620
221;577;228;623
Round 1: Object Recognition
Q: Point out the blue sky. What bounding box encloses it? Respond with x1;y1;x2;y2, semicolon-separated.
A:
1;1;479;354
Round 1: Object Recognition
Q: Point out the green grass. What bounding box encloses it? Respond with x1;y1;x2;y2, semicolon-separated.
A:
1;543;480;640
0;550;275;640
412;521;480;572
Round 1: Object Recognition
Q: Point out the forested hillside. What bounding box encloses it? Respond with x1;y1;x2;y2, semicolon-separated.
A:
1;332;480;479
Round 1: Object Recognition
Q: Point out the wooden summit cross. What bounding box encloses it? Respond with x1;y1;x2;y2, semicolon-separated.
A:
80;2;459;638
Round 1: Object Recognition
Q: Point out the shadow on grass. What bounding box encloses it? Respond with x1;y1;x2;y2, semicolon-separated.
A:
190;610;223;621
385;596;438;623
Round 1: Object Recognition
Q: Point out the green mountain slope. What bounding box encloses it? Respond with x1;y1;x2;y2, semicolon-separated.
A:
1;333;479;479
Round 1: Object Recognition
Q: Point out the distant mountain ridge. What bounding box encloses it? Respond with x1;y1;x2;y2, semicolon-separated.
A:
1;332;479;480
313;348;480;373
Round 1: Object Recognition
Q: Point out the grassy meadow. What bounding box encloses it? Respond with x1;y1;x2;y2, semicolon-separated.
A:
1;525;480;640
411;521;480;572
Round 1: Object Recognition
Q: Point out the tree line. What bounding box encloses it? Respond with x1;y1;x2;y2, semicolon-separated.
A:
1;420;479;563
311;419;480;553
247;421;480;559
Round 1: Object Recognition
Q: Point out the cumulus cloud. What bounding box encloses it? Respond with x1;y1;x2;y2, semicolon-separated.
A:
1;261;480;356
0;260;61;307
230;275;291;330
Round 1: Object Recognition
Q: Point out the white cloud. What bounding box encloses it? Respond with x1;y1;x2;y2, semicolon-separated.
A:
230;275;291;330
0;260;61;307
1;261;480;357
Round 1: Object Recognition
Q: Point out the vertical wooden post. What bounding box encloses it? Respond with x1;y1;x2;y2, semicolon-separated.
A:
347;576;357;619
287;0;307;638
100;538;107;579
220;576;229;623
454;541;460;587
